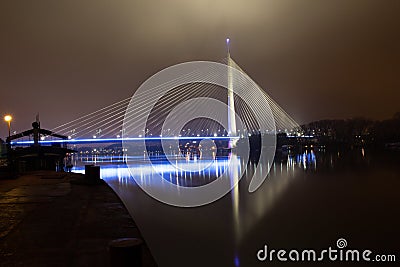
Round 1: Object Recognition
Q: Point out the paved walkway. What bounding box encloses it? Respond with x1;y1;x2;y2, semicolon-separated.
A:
0;171;157;267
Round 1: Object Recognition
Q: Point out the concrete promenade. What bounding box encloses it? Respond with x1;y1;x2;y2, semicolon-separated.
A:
0;171;157;267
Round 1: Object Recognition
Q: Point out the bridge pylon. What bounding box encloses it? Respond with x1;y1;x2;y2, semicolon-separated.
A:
227;38;238;148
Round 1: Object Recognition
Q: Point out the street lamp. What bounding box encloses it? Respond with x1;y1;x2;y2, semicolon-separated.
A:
4;115;12;138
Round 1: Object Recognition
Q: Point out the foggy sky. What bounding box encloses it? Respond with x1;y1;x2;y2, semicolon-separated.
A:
1;0;399;138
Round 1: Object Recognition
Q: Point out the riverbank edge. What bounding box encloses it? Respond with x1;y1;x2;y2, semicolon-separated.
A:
0;171;157;267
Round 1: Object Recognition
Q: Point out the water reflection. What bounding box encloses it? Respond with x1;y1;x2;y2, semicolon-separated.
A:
70;147;395;267
72;149;323;178
72;150;320;246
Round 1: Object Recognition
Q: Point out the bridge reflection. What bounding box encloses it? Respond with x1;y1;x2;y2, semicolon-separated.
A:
73;149;365;266
72;150;318;239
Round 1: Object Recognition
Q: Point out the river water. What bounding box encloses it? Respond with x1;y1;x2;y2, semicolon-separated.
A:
72;148;400;267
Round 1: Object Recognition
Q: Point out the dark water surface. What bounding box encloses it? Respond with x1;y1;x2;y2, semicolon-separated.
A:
74;149;400;267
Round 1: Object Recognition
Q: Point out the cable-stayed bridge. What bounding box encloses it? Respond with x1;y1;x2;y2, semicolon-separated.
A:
11;55;299;147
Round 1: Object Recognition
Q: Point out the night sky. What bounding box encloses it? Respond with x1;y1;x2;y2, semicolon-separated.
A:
1;0;399;138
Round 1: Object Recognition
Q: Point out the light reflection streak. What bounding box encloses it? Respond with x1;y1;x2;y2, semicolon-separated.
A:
70;148;374;266
72;150;322;245
229;153;241;248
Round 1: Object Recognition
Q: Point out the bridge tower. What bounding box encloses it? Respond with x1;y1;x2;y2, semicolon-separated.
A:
226;38;237;142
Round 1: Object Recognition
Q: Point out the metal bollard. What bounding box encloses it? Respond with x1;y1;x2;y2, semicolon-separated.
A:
109;238;143;267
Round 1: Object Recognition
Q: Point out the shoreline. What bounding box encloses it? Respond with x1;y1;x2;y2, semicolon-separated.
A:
0;171;157;267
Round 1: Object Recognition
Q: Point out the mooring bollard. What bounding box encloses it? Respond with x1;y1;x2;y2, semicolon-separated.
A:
89;165;100;181
85;165;100;182
109;238;143;267
84;164;94;179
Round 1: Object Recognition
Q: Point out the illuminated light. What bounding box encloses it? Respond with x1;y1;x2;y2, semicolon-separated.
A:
93;135;96;139
40;136;45;141
10;136;240;146
4;115;12;122
4;115;12;137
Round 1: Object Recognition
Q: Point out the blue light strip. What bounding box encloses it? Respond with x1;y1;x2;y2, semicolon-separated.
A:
286;135;315;138
10;136;240;145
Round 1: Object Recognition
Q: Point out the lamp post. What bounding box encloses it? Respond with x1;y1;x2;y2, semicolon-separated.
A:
4;115;12;138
